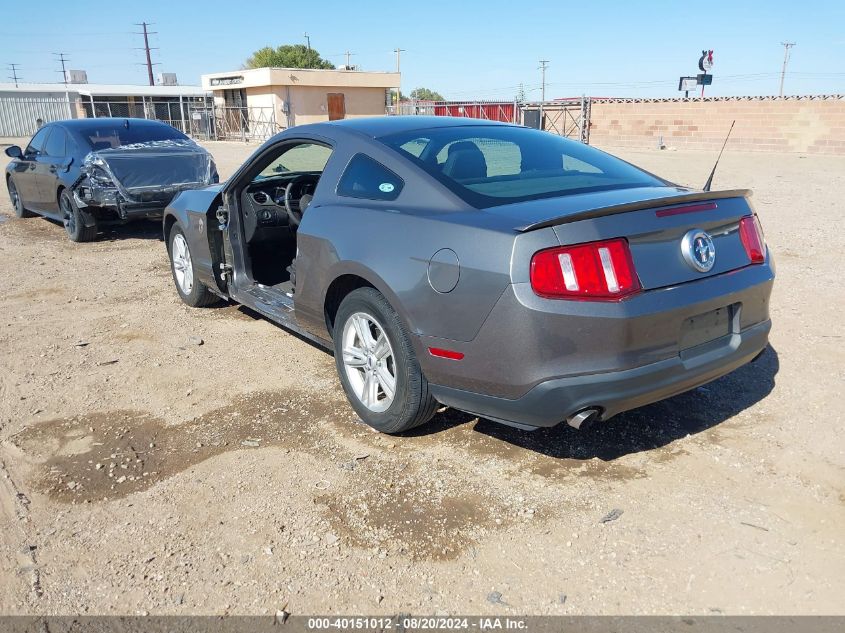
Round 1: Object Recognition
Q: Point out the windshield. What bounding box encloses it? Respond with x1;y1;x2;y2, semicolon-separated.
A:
82;123;189;151
380;125;665;208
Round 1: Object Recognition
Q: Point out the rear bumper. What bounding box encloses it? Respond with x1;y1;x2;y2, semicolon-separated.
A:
430;319;770;429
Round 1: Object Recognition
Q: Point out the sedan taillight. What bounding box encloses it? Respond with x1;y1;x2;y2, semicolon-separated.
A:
739;215;766;264
530;238;641;300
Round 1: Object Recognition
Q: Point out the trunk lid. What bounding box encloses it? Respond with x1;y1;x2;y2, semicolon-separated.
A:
494;186;757;291
83;140;214;204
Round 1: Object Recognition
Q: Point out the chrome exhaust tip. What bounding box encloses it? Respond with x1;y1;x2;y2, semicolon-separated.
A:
566;408;601;431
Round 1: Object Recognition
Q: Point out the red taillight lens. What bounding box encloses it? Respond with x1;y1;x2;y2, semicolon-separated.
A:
739;215;766;264
530;238;641;300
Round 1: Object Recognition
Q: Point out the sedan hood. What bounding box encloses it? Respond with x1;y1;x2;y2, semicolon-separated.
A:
482;186;752;232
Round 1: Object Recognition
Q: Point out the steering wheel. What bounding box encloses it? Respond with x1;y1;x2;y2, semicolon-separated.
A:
282;174;318;227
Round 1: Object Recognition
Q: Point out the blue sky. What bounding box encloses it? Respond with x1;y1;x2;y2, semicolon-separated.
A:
2;0;843;99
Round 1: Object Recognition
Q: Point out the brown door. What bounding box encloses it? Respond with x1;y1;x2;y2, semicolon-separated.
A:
327;93;346;120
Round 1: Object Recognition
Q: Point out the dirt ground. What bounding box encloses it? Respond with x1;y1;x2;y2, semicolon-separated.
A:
0;138;843;616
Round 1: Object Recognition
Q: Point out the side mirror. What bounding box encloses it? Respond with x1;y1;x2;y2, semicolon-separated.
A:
4;145;22;159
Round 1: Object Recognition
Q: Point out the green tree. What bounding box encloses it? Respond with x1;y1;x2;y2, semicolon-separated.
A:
409;87;445;101
245;44;335;70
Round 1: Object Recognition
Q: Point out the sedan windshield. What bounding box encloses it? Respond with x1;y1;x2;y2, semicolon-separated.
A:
380;125;665;208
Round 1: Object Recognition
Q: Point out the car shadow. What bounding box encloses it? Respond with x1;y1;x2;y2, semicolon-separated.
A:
97;219;163;242
412;345;780;462
40;217;164;242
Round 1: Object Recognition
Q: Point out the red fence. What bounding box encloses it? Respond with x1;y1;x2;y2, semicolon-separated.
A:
431;101;516;123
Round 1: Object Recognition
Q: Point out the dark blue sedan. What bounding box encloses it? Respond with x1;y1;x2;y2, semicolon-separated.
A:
5;118;216;242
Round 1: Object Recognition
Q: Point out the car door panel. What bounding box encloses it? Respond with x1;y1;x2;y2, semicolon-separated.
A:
36;127;68;213
13;127;51;211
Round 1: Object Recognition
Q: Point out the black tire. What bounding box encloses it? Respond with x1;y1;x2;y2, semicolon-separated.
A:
7;177;35;218
168;224;220;308
60;189;97;242
333;287;437;434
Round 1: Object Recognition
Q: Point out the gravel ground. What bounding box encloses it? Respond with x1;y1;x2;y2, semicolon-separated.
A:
0;138;843;616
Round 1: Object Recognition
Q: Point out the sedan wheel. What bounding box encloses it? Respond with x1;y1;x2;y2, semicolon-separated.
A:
7;178;34;218
341;312;397;413
333;287;437;434
60;190;97;242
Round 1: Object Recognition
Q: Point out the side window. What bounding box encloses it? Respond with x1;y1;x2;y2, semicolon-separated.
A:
24;127;51;158
44;128;67;158
337;154;403;201
258;143;332;179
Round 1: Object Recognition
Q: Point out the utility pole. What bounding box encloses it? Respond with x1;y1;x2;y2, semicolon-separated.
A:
135;22;158;86
345;50;353;68
779;41;796;97
8;63;21;88
393;48;405;109
54;53;69;84
539;59;549;130
304;32;311;50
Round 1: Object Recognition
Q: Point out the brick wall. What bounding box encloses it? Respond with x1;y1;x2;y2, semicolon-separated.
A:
588;96;845;154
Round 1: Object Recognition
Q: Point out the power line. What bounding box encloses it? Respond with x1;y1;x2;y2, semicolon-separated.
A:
7;63;21;87
53;52;69;84
779;41;796;97
134;21;159;86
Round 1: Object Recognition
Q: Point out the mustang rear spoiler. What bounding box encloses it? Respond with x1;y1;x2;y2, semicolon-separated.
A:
515;188;752;232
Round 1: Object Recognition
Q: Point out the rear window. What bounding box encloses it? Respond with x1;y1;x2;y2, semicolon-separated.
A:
81;122;189;150
380;125;664;208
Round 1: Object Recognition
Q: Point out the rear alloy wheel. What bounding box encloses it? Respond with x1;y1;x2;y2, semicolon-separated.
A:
333;287;437;434
60;190;97;242
168;225;219;308
7;177;34;218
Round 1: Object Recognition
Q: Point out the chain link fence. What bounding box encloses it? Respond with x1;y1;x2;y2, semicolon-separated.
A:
388;98;592;143
0;96;281;142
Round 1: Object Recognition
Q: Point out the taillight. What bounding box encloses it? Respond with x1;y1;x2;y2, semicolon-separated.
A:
739;215;766;264
530;238;641;300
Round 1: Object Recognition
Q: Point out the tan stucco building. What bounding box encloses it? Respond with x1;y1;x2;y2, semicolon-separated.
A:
201;67;400;129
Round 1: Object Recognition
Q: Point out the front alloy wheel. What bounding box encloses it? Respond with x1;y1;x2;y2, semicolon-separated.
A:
171;232;194;296
168;225;219;308
7;177;34;218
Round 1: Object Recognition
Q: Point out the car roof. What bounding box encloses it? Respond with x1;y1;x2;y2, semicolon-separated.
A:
311;116;516;138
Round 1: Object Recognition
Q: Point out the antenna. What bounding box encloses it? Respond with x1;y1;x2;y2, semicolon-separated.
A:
703;120;735;192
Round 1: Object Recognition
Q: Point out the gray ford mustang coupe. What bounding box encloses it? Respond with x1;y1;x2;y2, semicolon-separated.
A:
163;117;774;434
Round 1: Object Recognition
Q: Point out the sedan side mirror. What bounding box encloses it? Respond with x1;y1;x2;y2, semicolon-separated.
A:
4;145;22;159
